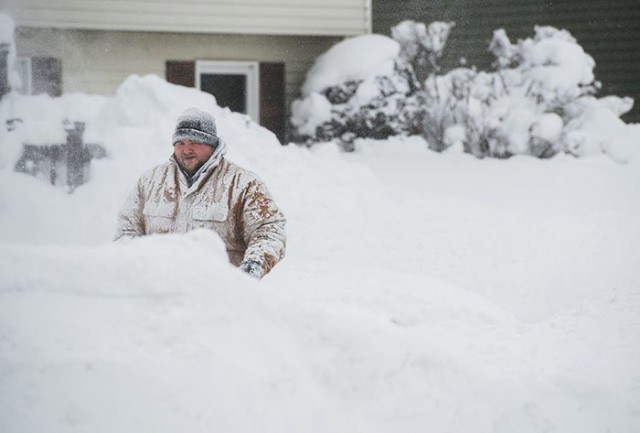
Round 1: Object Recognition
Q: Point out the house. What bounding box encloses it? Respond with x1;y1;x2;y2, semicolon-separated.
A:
1;0;373;142
373;0;640;123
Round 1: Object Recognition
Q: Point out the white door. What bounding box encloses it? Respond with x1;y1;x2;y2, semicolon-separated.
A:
195;60;260;122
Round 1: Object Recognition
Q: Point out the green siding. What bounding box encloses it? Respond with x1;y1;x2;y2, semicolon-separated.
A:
373;0;640;122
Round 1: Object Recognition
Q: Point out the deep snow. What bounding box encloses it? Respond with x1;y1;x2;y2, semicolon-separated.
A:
1;75;639;432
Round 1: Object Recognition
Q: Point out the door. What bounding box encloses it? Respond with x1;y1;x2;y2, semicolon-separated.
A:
166;60;285;143
196;60;259;122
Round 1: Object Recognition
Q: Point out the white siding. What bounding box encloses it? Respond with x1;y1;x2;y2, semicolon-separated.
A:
14;27;341;107
2;0;371;36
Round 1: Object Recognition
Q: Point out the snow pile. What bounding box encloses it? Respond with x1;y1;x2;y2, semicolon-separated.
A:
291;23;639;163
0;93;108;157
1;75;640;432
1;74;280;171
562;96;639;163
0;75;286;241
0;230;355;433
0;12;19;92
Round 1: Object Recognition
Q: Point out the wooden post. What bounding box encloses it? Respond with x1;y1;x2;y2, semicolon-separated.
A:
65;122;87;190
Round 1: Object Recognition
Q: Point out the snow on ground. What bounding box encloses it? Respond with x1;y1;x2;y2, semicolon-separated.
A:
1;76;639;432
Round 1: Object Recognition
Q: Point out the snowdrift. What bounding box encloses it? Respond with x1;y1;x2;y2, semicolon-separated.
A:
1;75;639;432
0;231;356;433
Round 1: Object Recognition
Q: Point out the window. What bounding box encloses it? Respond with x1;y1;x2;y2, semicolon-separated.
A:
195;60;259;122
15;56;61;96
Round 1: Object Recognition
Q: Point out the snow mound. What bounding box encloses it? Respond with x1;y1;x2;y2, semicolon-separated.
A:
0;12;19;91
0;230;354;433
1;73;639;432
301;34;400;96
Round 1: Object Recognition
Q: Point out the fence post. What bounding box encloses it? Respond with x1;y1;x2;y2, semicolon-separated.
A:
65;121;86;191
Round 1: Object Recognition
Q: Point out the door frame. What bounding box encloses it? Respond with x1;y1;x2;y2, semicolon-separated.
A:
15;57;33;95
195;60;260;122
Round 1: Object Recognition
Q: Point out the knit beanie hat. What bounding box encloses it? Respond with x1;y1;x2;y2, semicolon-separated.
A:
172;107;220;148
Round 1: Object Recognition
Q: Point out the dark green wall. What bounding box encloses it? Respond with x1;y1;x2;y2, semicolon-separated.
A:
373;0;640;122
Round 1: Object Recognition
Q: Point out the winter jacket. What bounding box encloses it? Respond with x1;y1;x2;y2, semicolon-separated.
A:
114;155;286;275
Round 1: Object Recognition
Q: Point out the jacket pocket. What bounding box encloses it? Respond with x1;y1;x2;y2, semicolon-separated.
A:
192;203;228;222
143;202;175;233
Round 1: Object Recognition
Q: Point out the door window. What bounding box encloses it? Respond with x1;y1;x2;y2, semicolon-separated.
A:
195;61;259;121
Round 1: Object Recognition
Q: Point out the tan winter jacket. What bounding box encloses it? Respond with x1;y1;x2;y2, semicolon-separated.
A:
115;156;286;274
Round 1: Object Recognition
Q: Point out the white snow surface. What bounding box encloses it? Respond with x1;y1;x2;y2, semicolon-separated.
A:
290;92;333;137
301;34;400;96
1;76;640;433
0;12;20;91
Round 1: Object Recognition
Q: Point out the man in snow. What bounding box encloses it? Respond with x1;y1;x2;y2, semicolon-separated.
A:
115;107;286;279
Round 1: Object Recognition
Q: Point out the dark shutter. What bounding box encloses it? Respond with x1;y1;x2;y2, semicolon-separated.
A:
31;57;62;97
259;62;286;144
166;61;195;88
0;44;9;98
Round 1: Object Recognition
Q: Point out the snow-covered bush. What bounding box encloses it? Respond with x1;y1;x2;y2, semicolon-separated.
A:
289;34;424;150
424;26;605;159
391;20;455;80
290;22;638;162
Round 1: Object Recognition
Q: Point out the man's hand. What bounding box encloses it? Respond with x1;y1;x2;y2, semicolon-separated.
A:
240;260;265;279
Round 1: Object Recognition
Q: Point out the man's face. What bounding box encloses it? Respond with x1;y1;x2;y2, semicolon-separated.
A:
174;139;215;176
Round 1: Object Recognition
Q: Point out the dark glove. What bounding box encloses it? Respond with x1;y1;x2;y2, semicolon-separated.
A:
240;260;265;279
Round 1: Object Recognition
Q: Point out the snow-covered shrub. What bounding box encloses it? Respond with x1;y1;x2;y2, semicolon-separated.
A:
422;26;608;158
290;34;425;150
290;23;456;150
391;20;455;80
291;22;638;162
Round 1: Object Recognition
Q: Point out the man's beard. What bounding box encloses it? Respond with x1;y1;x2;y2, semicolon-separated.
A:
176;154;206;176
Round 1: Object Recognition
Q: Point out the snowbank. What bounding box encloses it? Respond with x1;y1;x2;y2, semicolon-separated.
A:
1;75;639;432
0;230;356;433
0;12;19;91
